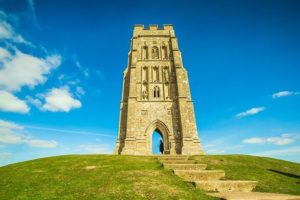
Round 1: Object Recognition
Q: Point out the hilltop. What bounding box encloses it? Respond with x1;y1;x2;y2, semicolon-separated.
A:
0;155;299;199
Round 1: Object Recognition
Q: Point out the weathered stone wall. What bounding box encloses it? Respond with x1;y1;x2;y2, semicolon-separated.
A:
114;24;204;155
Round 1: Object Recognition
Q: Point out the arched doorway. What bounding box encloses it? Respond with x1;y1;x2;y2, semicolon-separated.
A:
146;120;170;155
152;129;163;154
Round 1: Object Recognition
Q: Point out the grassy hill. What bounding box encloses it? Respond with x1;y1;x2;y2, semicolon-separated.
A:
0;155;299;200
192;155;300;195
0;155;214;200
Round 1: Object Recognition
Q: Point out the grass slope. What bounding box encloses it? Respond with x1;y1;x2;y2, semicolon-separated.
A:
1;155;299;199
0;155;214;200
192;155;300;195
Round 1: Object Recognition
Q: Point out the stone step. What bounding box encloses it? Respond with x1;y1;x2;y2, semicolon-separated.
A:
208;192;300;200
174;170;225;181
161;160;195;164
195;180;257;192
158;157;188;161
158;155;189;158
163;163;207;170
155;155;189;158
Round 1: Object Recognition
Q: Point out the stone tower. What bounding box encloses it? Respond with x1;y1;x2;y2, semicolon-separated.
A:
114;24;204;155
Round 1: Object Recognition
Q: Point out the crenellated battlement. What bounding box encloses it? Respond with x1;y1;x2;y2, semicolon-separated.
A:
133;24;175;37
134;24;174;31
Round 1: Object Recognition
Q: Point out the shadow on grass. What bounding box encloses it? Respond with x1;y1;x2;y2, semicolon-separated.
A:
268;169;300;179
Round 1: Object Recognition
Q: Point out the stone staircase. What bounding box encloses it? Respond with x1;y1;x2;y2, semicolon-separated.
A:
157;155;300;200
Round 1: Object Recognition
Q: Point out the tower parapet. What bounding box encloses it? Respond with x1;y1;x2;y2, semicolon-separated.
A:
133;24;175;37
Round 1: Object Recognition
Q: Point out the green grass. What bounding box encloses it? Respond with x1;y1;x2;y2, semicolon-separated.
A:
0;155;215;200
1;154;299;199
192;155;300;195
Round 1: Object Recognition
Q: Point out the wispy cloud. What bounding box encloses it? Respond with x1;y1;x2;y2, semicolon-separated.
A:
72;55;89;78
26;125;116;138
0;152;13;160
0;119;58;148
236;107;265;118
25;139;57;148
253;146;300;157
0;119;23;144
75;86;85;97
0;91;29;113
78;144;113;154
0;11;30;44
27;0;39;28
272;91;299;99
202;135;244;155
243;133;299;145
206;148;225;154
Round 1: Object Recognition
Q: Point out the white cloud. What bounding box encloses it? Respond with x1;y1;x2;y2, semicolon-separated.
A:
266;137;294;145
41;87;81;112
25;139;57;148
0;47;11;59
0;50;61;92
243;137;265;144
206;148;225;154
0;119;23;144
0;11;30;44
0;131;23;144
236;107;265;117
243;134;298;146
0;119;23;130
254;146;300;157
0;152;13;160
0;21;12;39
0;10;63;115
0;119;58;148
0;91;30;113
78;144;112;154
272;91;299;99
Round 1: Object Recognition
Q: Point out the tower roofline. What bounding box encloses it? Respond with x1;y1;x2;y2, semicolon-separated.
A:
133;24;174;31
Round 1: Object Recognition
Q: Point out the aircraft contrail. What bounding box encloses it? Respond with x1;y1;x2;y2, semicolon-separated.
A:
26;125;117;138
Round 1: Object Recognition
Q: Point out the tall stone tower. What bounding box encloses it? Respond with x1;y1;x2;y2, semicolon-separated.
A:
114;24;204;155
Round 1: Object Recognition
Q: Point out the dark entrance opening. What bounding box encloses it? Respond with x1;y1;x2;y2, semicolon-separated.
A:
152;129;163;154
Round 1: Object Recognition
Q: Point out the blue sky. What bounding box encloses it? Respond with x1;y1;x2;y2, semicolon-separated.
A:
0;0;300;166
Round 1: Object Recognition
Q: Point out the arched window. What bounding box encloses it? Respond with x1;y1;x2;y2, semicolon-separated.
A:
153;66;159;82
142;66;148;82
162;46;168;60
151;46;159;59
154;86;160;98
142;46;148;59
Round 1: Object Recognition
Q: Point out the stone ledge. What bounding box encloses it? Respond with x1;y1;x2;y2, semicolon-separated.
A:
163;163;207;170
208;192;300;200
195;180;257;193
161;160;195;164
174;169;225;181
